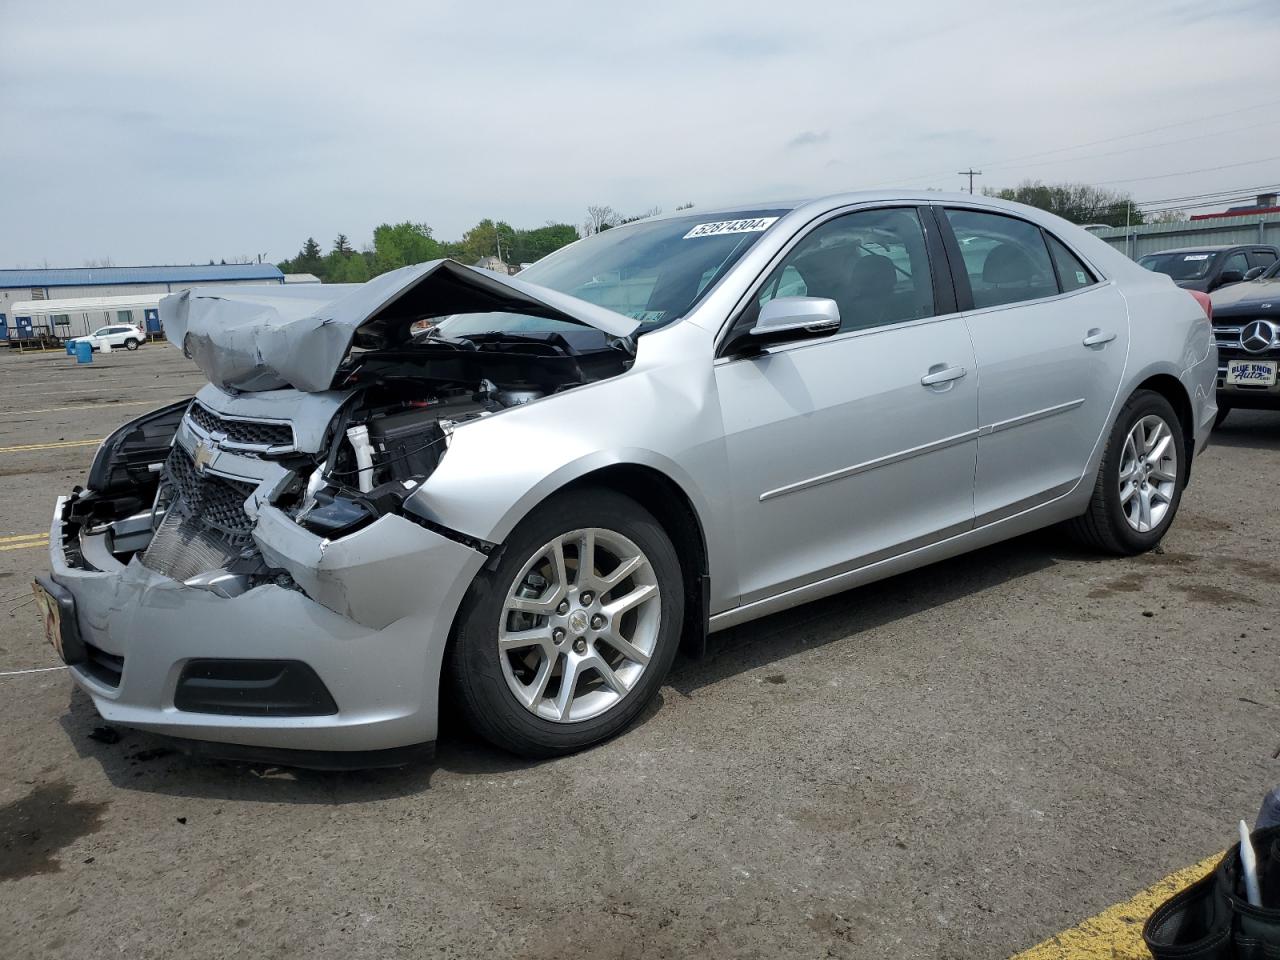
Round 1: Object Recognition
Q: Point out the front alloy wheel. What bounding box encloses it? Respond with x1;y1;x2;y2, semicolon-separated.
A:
498;528;660;723
449;489;683;758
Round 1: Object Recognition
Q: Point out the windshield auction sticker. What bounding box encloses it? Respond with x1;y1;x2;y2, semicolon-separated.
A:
683;217;779;239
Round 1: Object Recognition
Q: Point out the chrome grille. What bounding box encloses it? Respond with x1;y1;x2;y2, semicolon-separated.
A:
186;402;295;451
159;444;257;546
1213;325;1243;350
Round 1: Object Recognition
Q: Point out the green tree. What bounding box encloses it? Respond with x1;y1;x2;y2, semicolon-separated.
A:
333;234;352;255
277;237;327;279
371;222;441;274
509;223;578;264
460;219;517;263
326;250;370;283
984;181;1143;227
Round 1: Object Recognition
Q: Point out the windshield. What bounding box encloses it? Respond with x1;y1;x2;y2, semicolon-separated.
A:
1264;259;1280;280
1138;251;1217;281
434;209;789;342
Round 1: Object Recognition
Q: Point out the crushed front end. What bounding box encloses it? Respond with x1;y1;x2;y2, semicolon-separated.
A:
41;262;640;766
43;386;498;765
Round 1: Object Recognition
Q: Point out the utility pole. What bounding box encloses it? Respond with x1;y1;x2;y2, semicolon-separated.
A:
958;169;982;194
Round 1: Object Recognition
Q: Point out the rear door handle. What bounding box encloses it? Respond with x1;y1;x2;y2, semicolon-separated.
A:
920;364;967;387
1083;329;1116;347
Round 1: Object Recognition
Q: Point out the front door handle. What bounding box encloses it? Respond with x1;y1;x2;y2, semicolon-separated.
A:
920;364;967;387
1083;328;1117;347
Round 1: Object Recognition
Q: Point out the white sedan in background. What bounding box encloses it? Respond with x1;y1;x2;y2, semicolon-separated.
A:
68;324;146;351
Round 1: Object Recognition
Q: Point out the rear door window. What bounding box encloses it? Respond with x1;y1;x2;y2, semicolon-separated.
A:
943;209;1058;308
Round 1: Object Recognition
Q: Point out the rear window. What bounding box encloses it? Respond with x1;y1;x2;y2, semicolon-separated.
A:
1138;251;1216;281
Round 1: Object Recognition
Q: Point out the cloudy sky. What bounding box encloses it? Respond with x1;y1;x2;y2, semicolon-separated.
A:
1;0;1278;267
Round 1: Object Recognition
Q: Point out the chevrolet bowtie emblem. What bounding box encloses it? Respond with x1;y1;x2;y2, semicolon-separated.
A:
192;440;216;473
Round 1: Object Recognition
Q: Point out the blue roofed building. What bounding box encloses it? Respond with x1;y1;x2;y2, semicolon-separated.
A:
0;263;284;338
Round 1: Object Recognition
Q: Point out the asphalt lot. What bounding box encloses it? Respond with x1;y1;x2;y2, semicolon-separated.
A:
0;344;1277;959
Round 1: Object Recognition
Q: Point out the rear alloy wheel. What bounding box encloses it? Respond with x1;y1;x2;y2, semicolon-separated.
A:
1069;389;1186;555
449;489;683;758
124;338;140;351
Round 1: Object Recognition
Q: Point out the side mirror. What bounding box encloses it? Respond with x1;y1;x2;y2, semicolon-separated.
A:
1218;269;1245;286
1244;266;1266;281
750;297;841;343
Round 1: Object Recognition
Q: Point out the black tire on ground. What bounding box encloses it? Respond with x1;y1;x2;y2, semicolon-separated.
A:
1214;404;1231;428
1068;389;1187;556
124;338;140;351
448;488;684;759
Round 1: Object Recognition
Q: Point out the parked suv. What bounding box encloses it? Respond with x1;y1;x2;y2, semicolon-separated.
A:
68;324;145;351
1211;258;1280;424
1138;244;1279;293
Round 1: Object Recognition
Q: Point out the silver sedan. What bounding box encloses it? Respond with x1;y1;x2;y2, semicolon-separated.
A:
38;192;1218;765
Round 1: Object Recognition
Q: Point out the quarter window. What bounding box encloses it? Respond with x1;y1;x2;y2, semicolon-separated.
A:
752;207;936;334
1045;234;1097;293
944;209;1057;308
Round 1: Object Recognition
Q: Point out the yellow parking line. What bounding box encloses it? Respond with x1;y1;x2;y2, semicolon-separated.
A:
20;399;155;415
1011;851;1222;959
0;532;47;544
0;439;102;454
0;536;48;552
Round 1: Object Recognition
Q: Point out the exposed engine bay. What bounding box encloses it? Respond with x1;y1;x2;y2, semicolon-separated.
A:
57;335;633;602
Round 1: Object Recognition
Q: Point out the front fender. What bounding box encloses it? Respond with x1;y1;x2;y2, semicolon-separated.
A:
403;323;733;594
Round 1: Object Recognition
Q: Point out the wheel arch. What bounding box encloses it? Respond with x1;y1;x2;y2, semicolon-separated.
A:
556;463;710;658
450;458;713;661
1132;372;1195;478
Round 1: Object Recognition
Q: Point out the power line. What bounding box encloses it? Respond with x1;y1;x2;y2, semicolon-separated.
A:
984;119;1280;174
868;96;1280;189
968;97;1280;170
1135;182;1280;206
1096;155;1280;185
1138;193;1270;213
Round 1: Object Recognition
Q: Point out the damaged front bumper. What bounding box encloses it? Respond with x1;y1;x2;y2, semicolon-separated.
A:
46;484;486;760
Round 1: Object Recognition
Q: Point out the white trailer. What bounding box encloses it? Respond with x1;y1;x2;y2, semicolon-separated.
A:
9;292;165;340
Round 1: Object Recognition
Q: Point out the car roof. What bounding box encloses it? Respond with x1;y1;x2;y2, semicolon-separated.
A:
1139;245;1237;256
638;189;1096;225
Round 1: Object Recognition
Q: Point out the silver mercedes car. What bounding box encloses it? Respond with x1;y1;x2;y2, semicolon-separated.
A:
36;192;1217;766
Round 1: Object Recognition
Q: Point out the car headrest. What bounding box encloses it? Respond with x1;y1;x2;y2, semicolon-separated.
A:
850;253;897;297
793;244;852;292
982;243;1036;285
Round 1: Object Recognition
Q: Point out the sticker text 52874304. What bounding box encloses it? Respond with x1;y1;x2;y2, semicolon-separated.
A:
683;217;779;239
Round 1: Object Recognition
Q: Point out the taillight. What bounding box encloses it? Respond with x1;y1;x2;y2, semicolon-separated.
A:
1188;289;1213;322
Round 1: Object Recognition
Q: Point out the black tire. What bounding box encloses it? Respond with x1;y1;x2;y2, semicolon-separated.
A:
1214;404;1231;428
1068;389;1187;555
448;488;684;758
124;338;140;351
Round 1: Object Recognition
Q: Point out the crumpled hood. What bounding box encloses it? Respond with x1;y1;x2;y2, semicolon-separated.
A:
160;259;640;393
1211;277;1280;312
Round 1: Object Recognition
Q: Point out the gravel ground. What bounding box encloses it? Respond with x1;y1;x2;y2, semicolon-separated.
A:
0;345;1276;959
